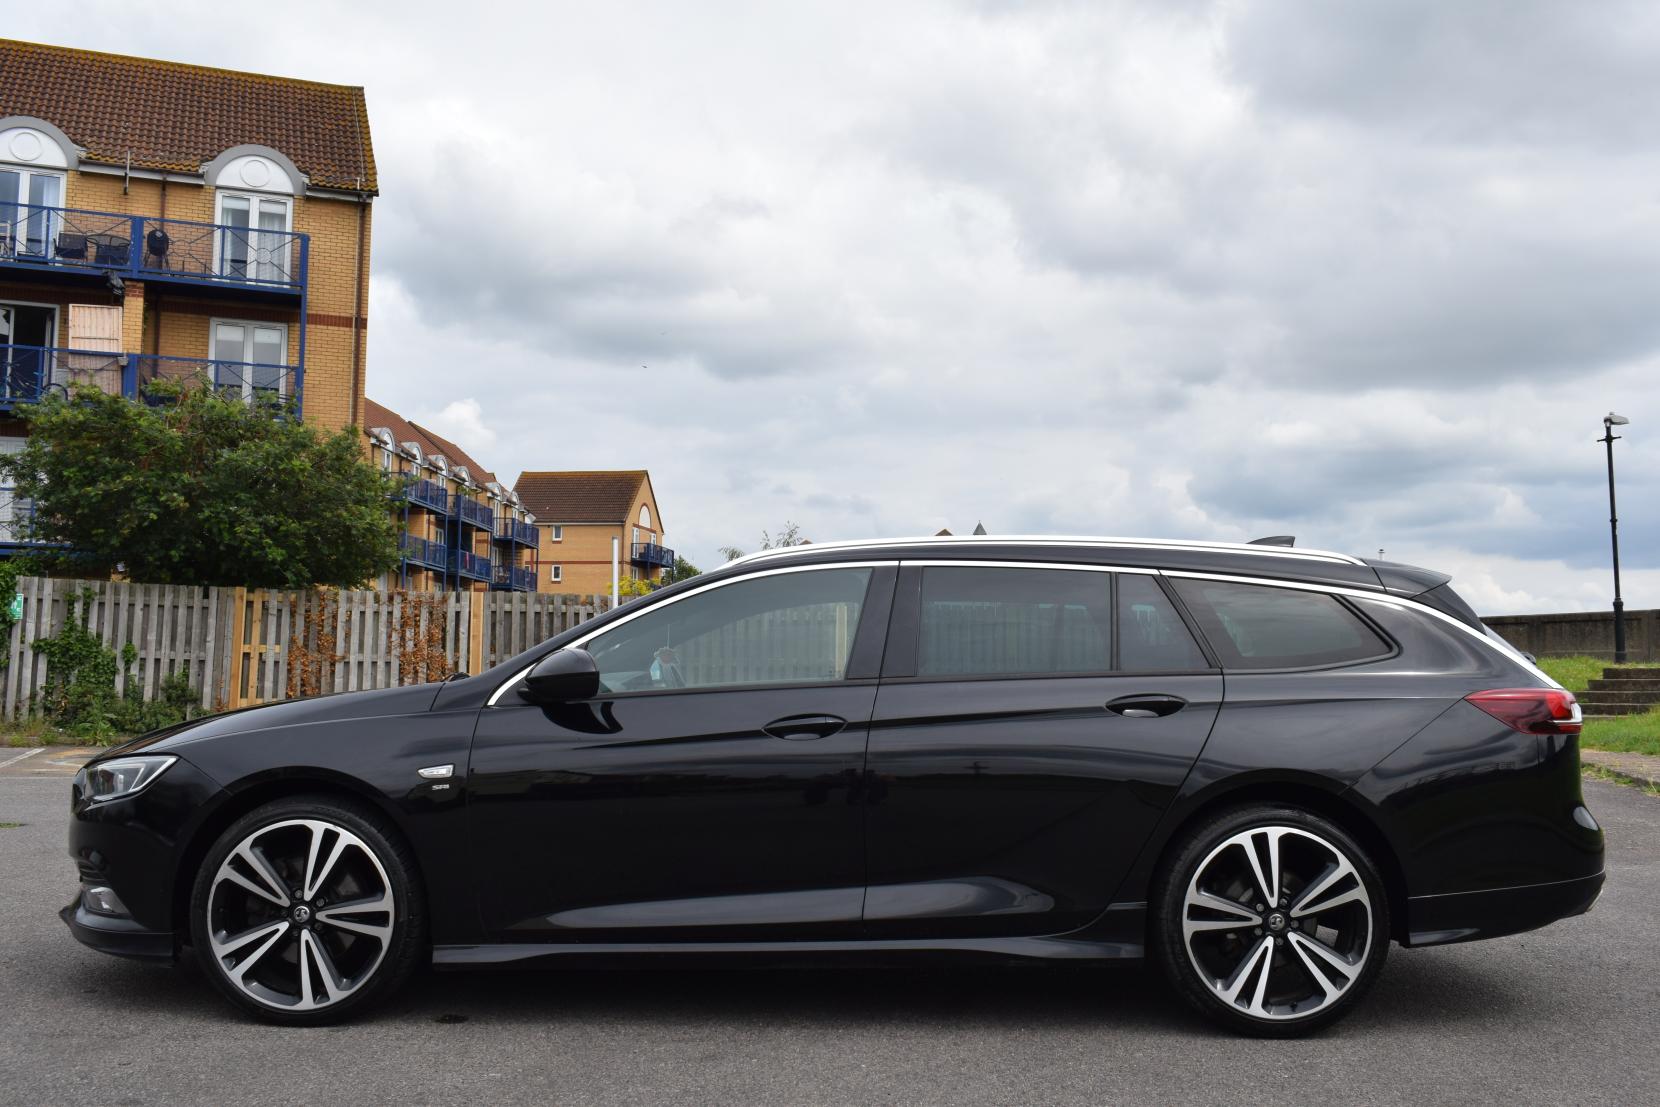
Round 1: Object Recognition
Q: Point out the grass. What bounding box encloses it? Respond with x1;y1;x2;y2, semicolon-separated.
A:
1536;655;1606;693
1;718;63;748
1579;710;1660;756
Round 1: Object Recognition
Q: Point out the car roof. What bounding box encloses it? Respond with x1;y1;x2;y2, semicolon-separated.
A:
720;535;1389;593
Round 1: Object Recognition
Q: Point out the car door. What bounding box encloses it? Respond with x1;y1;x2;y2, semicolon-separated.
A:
862;562;1222;938
468;563;896;942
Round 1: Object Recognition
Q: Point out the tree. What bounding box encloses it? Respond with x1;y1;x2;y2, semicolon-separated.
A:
719;521;809;562
2;383;401;588
663;554;701;583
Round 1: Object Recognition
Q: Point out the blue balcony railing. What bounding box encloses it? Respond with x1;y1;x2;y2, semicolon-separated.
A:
131;355;300;408
0;346;299;411
0;344;121;407
493;518;538;547
450;548;492;581
454;497;495;531
0;203;307;294
397;477;450;514
398;532;448;571
631;541;675;569
491;562;536;592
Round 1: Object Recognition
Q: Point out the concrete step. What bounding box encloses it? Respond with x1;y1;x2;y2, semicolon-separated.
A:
1588;678;1660;691
1577;690;1660;706
1602;666;1660;680
1576;701;1660;716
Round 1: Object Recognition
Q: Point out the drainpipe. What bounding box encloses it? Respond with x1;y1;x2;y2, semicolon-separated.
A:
349;177;368;428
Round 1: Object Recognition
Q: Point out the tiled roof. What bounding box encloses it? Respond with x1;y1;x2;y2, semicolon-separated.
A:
0;38;376;192
364;398;498;487
515;471;653;525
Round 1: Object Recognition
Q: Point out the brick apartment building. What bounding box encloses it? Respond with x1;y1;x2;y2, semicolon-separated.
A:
0;39;374;547
364;399;537;593
513;471;670;594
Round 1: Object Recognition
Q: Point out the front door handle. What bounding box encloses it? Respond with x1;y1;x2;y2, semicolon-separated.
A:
1105;694;1188;719
762;714;848;741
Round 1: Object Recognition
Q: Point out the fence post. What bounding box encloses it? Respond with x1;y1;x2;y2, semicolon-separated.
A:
226;586;248;710
468;589;486;675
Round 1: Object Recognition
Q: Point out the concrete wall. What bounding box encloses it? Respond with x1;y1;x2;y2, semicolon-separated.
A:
1482;608;1660;661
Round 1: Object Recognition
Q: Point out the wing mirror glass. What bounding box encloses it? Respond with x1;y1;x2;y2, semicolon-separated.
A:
519;647;600;704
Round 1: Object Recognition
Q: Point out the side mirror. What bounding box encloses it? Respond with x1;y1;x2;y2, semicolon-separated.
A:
519;648;601;704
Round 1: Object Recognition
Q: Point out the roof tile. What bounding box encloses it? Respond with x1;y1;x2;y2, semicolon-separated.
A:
515;471;651;525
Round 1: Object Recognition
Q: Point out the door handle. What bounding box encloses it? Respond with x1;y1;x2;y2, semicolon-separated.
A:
1105;694;1188;719
762;714;848;741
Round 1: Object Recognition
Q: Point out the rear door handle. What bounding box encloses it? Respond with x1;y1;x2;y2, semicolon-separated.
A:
1105;694;1188;719
762;714;848;741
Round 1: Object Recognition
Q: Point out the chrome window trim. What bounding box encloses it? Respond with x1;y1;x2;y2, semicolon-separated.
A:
901;559;1157;574
727;535;1366;568
1160;570;1559;688
486;560;898;706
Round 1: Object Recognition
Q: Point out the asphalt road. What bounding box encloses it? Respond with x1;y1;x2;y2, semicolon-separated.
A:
2;766;1656;1107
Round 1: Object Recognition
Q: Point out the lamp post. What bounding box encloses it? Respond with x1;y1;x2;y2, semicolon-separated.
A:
1600;412;1630;664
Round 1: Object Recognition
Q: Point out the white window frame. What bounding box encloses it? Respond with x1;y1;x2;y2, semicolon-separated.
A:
0;165;65;258
549;564;563;583
210;317;290;400
213;190;293;282
548;525;563;541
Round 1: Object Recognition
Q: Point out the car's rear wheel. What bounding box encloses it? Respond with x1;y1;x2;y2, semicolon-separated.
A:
1152;804;1390;1037
188;795;424;1024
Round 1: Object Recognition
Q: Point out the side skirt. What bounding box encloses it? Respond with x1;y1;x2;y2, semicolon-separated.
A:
433;933;1145;970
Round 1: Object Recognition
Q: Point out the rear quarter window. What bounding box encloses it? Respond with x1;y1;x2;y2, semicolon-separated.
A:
1171;579;1391;670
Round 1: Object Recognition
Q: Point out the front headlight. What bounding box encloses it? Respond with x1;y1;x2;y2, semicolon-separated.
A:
77;755;177;804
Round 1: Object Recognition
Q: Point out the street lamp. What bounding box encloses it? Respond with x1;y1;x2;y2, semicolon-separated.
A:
1600;412;1630;663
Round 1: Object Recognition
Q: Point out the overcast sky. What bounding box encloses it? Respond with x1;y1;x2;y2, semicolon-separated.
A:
24;1;1660;612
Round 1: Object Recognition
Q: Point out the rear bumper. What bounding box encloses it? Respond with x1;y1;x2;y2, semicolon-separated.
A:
1405;870;1604;947
60;898;176;962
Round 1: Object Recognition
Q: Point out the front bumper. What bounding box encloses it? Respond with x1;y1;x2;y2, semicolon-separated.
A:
60;897;176;961
1405;869;1604;947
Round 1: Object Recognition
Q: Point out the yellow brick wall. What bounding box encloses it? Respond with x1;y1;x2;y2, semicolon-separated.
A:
54;169;370;433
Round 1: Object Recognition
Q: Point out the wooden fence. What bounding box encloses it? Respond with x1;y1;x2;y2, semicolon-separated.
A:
1;576;611;720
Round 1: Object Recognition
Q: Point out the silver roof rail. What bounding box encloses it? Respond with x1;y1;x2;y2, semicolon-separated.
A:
724;535;1365;568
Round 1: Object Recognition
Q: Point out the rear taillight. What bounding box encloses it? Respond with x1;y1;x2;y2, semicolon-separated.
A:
1465;688;1583;735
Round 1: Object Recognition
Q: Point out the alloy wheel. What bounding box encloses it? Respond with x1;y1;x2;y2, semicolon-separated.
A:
1180;825;1373;1022
206;818;396;1012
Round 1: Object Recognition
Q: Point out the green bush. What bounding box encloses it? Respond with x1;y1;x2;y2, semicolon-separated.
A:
32;588;201;743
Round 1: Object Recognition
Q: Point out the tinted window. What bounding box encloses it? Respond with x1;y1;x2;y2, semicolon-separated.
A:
918;566;1111;676
584;568;872;692
1117;574;1208;671
1171;579;1389;669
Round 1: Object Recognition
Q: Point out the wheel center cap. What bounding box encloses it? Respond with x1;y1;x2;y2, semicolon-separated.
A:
1266;911;1287;933
291;904;313;924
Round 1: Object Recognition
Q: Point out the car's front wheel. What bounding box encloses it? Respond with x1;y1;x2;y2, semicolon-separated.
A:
188;795;425;1024
1152;804;1390;1037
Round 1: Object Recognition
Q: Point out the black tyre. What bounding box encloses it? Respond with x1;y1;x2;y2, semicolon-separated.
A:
188;794;425;1025
1152;804;1390;1037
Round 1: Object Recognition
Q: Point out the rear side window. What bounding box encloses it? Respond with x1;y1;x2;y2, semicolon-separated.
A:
1171;579;1390;670
1117;574;1209;671
918;566;1111;676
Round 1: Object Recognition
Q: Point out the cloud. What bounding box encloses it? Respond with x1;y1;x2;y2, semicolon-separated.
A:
19;0;1659;612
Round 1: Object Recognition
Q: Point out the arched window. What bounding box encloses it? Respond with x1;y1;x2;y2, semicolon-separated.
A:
639;505;652;528
204;145;301;283
0;118;73;258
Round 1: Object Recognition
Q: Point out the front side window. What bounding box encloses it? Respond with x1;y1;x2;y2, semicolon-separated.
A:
584;567;872;692
917;566;1112;677
1171;578;1390;670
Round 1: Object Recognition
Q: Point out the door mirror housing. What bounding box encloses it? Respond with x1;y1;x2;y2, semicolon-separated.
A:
519;648;601;704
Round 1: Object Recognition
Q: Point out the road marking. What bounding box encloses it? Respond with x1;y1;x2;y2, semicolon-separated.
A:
0;748;45;770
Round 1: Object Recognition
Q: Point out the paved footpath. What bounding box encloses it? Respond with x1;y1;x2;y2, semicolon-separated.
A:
1;770;1656;1106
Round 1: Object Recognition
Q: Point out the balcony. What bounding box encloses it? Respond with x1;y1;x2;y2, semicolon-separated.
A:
454;496;495;531
491;562;536;592
397;476;449;514
0;346;299;411
0;203;307;296
631;541;675;569
493;518;538;547
397;532;448;571
450;548;492;582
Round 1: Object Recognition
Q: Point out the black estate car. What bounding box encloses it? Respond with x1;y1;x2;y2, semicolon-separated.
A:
63;536;1604;1036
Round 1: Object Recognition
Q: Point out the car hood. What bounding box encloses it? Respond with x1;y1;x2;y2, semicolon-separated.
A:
95;683;450;762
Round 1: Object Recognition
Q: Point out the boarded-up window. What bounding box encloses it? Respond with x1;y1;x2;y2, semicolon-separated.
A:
64;304;122;394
